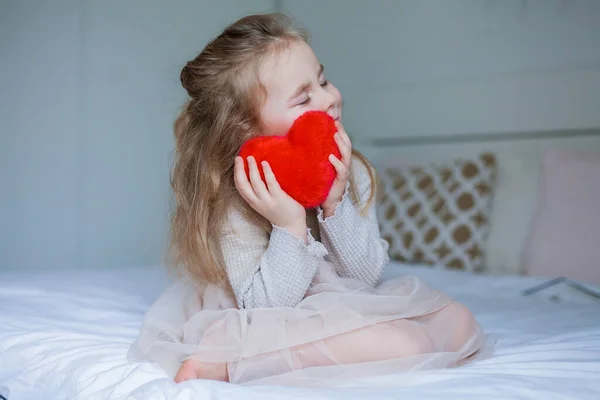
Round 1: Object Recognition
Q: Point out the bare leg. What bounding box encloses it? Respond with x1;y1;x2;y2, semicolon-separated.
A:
174;303;478;383
175;319;433;382
321;319;434;364
422;301;480;354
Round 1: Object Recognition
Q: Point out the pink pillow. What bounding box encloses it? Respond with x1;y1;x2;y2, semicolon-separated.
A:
523;149;600;285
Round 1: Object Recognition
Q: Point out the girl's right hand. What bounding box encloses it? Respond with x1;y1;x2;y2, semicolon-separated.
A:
234;156;307;241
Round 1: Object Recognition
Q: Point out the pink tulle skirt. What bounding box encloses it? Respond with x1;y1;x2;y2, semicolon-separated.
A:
128;261;486;387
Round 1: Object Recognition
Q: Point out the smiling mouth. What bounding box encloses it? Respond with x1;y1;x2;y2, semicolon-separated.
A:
328;108;341;122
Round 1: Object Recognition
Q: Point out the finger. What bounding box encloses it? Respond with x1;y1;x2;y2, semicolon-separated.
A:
335;123;352;151
261;161;282;193
334;133;352;165
234;156;259;203
247;156;270;199
329;154;348;181
339;128;352;148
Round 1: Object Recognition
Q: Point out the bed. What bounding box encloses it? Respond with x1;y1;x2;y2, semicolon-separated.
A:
1;262;599;400
2;127;600;399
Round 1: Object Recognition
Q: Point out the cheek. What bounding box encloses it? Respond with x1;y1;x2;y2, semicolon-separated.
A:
261;108;305;136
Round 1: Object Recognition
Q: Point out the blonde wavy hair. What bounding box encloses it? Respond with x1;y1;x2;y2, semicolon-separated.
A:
169;13;376;288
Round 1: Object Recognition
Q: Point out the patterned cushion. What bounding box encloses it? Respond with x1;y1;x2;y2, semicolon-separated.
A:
377;153;497;272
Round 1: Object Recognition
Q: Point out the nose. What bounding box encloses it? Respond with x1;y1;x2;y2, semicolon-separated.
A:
316;87;336;113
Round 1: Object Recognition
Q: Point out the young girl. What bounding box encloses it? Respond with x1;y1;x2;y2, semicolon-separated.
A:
128;13;484;387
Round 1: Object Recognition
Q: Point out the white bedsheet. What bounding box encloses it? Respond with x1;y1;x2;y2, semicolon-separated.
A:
1;263;599;400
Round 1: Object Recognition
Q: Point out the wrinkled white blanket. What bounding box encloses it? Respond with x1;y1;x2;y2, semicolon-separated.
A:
1;263;599;400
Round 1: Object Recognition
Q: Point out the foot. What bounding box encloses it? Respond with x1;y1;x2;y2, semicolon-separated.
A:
174;358;229;383
174;359;200;383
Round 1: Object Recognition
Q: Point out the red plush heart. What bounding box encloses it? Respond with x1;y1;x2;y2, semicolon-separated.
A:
239;111;341;208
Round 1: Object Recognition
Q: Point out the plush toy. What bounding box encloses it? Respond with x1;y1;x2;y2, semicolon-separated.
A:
239;110;341;208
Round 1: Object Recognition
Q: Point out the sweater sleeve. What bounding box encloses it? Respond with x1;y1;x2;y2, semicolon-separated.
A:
221;208;328;309
316;158;390;286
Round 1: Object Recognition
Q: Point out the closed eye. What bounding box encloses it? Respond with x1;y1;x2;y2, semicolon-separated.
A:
297;96;310;106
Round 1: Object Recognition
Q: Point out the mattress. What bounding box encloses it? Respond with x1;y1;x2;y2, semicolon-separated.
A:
1;263;599;400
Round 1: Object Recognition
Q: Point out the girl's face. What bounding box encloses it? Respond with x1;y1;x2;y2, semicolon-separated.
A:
258;41;343;136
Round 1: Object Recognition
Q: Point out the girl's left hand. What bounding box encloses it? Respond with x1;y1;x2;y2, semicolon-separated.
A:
321;122;352;218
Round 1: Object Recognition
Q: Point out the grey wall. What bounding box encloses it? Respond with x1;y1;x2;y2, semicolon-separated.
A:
0;0;273;270
282;0;600;140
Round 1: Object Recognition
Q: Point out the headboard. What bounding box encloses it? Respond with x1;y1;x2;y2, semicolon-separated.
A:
355;128;600;276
